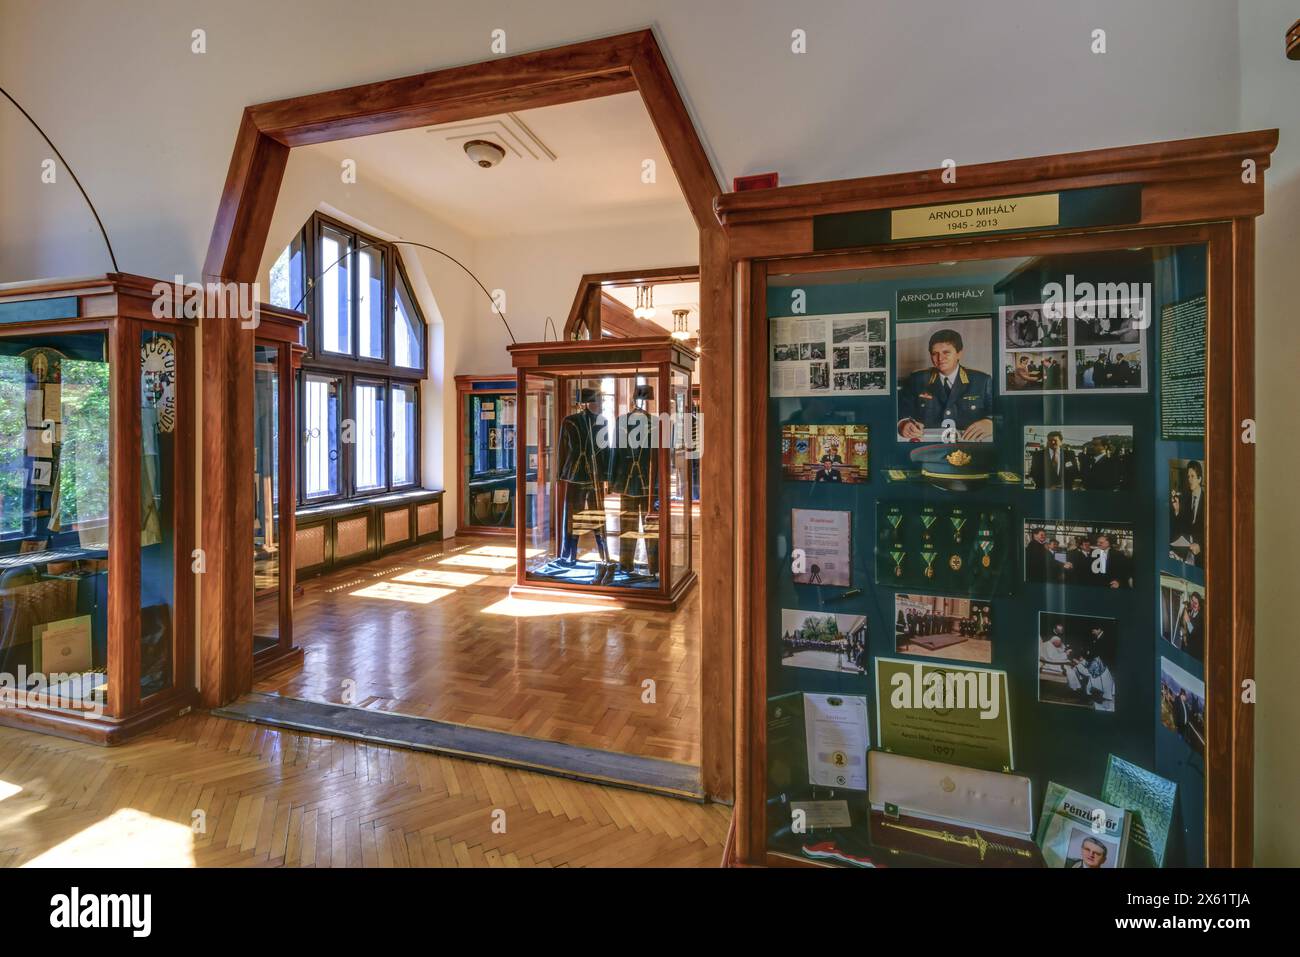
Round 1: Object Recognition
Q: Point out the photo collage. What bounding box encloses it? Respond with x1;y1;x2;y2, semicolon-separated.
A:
767;265;1205;866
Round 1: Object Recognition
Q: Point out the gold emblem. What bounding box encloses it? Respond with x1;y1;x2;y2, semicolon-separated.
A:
949;555;962;571
940;776;956;793
944;449;972;467
982;555;991;567
924;567;934;578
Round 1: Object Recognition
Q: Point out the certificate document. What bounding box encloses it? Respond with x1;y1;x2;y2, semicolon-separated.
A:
792;508;852;587
803;692;869;790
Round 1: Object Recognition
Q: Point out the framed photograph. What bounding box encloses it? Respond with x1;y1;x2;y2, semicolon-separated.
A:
1159;573;1205;662
1159;657;1206;757
1167;457;1206;569
792;508;852;587
999;300;1148;395
770;311;890;397
1063;825;1121;869
1004;349;1068;393
781;424;869;483
30;459;53;487
895;316;995;443
1074;345;1145;392
1022;425;1135;491
1024;519;1134;589
1037;611;1118;711
894;593;991;663
779;608;869;674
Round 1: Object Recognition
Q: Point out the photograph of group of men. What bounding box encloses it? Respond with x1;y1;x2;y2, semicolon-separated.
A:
1038;611;1118;711
1076;346;1144;391
894;593;992;663
895;316;995;443
999;303;1148;394
1024;521;1135;589
779;608;869;675
1159;573;1205;662
1022;426;1135;491
1160;657;1206;757
1167;458;1206;568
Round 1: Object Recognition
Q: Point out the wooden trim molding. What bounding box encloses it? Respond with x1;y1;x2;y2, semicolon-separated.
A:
202;30;735;800
561;265;699;341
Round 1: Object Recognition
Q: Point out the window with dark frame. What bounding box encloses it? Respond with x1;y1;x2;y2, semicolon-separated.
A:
271;212;429;505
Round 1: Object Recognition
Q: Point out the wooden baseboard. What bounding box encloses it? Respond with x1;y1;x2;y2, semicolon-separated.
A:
0;688;198;746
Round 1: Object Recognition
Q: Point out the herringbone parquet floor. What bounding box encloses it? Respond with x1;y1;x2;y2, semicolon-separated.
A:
0;714;729;867
254;533;701;764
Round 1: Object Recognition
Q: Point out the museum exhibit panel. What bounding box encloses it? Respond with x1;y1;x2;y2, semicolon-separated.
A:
508;336;697;609
723;131;1275;868
455;374;519;535
0;274;196;742
253;305;306;673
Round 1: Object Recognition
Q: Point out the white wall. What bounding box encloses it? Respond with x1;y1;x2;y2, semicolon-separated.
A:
0;0;1243;285
1239;0;1300;867
470;214;698;359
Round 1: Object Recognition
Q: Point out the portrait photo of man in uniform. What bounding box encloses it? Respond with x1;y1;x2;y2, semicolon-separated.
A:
895;318;995;443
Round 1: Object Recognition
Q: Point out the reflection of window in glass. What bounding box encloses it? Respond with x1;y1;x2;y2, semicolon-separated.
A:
58;358;112;531
320;225;352;354
394;273;423;369
391;383;416;487
354;381;387;492
303;373;340;499
0;355;26;534
269;231;305;310
358;245;385;360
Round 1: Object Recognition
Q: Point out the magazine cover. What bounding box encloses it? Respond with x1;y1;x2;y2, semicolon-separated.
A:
1036;781;1130;868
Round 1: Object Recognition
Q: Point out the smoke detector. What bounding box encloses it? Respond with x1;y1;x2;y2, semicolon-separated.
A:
464;139;506;168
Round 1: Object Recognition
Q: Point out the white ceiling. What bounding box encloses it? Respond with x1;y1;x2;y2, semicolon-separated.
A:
307;91;689;240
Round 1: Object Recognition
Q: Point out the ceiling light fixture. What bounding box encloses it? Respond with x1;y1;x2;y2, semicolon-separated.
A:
633;285;656;320
671;308;691;340
464;139;506;168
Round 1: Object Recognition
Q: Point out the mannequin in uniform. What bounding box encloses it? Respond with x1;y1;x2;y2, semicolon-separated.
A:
556;387;612;581
608;384;657;579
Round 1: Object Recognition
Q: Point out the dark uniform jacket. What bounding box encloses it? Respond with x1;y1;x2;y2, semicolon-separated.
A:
556;409;608;486
897;365;993;432
1030;447;1080;490
607;409;654;497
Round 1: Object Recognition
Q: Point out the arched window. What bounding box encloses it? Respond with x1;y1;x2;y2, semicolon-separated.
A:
269;212;429;503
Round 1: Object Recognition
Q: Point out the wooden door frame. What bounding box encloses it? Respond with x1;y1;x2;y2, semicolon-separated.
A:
202;29;735;800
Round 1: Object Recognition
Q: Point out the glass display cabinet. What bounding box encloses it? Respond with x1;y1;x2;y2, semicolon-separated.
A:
455;374;518;535
722;130;1275;868
0;274;196;743
253;305;306;675
508;337;697;609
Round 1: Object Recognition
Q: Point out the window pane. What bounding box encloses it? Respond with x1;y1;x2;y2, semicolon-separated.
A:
302;373;341;499
391;383;417;486
394;275;423;368
354;381;387;492
358;245;385;360
269;231;305;311
320;225;352;354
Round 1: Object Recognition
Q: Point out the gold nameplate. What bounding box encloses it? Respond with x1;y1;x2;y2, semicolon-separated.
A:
891;193;1060;241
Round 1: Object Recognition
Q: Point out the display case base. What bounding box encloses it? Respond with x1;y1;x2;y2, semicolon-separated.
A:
0;688;199;746
509;570;696;611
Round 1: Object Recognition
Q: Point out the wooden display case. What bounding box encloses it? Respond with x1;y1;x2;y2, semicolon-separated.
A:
508;337;697;610
455;374;519;536
0;274;197;743
722;131;1278;868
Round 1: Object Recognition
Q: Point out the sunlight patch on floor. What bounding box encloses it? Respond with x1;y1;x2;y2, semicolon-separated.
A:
480;596;621;617
349;581;453;604
392;568;485;588
23;808;196;867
